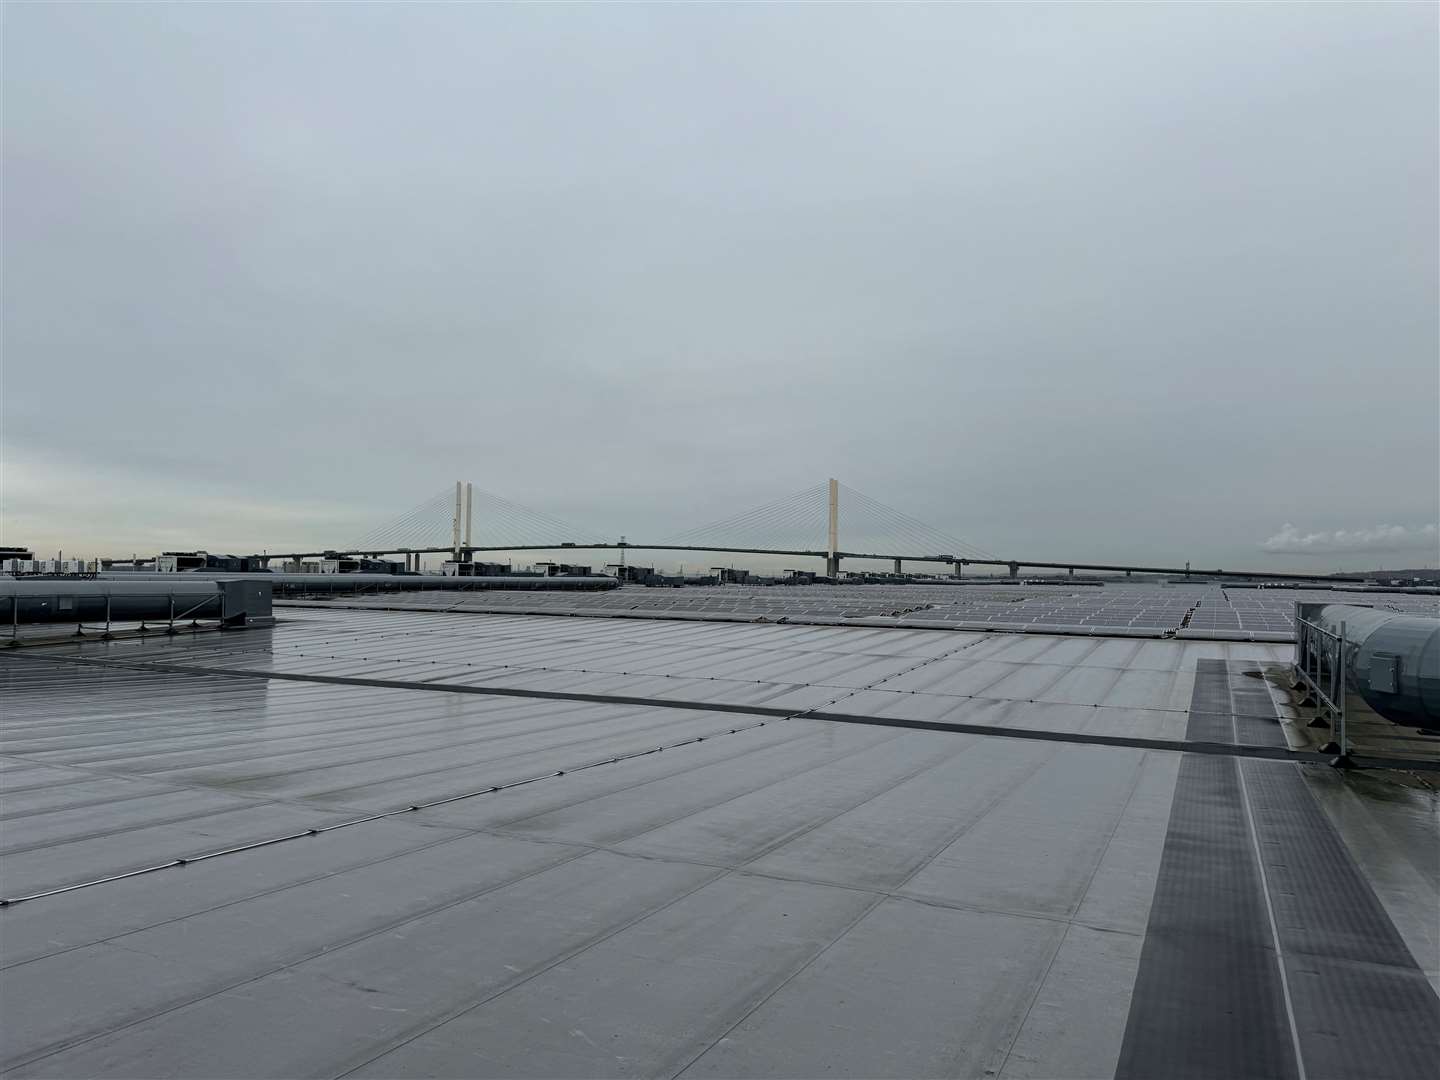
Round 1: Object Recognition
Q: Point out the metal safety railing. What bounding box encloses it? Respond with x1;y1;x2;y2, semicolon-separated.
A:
1294;612;1349;761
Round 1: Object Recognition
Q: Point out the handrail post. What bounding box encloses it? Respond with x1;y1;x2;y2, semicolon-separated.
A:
1338;620;1349;764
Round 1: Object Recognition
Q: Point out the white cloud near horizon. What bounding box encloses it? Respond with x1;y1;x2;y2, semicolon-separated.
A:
1260;523;1439;557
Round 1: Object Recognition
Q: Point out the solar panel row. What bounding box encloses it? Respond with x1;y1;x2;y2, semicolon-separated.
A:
292;582;1435;642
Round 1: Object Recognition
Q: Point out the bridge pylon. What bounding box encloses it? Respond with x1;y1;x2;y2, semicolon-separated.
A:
826;478;840;577
450;481;475;562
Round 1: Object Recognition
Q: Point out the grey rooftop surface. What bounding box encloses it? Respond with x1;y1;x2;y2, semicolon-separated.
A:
1;602;1437;1078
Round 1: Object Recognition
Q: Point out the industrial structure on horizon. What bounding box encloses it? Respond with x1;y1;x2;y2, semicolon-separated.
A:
16;478;1431;587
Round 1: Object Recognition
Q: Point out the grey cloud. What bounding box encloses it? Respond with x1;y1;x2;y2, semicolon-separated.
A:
3;3;1436;569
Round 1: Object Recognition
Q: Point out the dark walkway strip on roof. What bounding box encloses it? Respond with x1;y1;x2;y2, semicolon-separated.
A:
1118;659;1440;1079
4;653;1438;772
1230;665;1293;749
1117;661;1301;1079
1239;758;1440;1077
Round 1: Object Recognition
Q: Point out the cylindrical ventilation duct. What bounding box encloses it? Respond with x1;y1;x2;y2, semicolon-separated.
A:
0;579;230;624
95;572;620;595
1308;604;1440;730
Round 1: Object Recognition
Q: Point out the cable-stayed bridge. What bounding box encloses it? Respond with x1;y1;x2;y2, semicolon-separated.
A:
225;479;1355;584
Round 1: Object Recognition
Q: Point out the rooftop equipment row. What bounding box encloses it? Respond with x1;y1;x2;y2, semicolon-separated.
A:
1;578;273;629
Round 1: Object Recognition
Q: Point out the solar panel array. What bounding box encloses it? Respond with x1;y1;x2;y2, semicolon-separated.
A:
293;581;1436;641
1215;587;1437;638
902;585;1207;633
302;587;936;621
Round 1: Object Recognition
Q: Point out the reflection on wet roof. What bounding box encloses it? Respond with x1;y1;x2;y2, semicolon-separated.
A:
1;604;1436;1078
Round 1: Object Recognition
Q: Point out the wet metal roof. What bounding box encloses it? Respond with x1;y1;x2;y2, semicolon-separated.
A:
1;605;1436;1078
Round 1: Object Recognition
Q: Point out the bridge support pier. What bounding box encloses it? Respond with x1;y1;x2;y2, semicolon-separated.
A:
1008;561;1020;579
953;561;963;579
826;554;840;578
893;558;902;576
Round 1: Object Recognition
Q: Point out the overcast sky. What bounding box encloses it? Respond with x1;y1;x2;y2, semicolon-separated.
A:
4;2;1437;571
